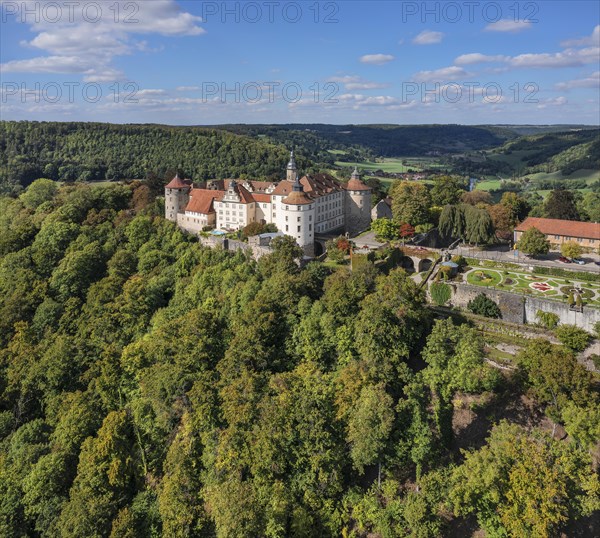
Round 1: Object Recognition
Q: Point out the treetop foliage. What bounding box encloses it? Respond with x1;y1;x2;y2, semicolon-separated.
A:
0;180;597;537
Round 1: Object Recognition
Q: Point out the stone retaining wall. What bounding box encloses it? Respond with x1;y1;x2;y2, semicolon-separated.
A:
444;283;599;332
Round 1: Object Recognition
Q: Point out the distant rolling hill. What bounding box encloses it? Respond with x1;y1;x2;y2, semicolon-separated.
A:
210;123;514;158
490;129;600;176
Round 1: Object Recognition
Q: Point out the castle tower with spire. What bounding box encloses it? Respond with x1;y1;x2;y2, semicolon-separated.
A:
345;167;372;235
286;150;297;182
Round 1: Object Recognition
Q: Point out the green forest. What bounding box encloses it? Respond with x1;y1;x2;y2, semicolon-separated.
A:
0;122;309;194
0;179;598;537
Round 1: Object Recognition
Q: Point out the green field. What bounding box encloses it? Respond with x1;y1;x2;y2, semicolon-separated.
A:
335;157;448;174
474;179;502;191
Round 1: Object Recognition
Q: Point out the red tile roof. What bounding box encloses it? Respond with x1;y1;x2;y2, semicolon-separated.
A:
165;174;190;189
252;193;272;203
515;217;600;240
302;173;344;195
272;180;293;196
185;189;224;214
235;184;255;204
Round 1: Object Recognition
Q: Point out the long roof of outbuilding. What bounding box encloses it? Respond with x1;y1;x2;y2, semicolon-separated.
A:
515;217;600;240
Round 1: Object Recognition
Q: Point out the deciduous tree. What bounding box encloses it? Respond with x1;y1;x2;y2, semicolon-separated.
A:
389;181;432;227
517;226;550;256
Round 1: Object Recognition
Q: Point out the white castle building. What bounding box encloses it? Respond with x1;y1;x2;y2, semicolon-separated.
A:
165;151;371;256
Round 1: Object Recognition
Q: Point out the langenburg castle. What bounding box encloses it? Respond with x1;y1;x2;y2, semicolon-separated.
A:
165;151;372;256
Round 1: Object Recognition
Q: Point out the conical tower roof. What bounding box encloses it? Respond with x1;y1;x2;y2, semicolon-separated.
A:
346;167;370;191
165;174;189;189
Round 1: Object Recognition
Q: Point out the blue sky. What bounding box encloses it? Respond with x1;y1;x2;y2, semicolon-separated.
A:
1;0;599;124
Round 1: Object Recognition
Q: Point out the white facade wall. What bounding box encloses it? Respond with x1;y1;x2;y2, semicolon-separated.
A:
281;202;314;254
214;200;256;230
177;211;215;233
255;201;273;224
315;191;345;233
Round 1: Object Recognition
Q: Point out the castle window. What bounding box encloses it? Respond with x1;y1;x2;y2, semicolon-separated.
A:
286;216;288;222
297;226;301;232
309;224;312;231
286;225;289;231
297;217;301;222
309;215;312;221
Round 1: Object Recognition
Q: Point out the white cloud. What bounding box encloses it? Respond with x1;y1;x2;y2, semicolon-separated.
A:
328;75;389;90
560;25;600;48
452;45;599;70
290;93;417;111
137;89;168;97
536;96;568;109
555;71;600;90
359;54;395;65
176;86;200;92
485;19;532;33
509;47;599;68
1;56;125;82
1;1;204;82
2;55;94;74
413;66;471;82
412;30;444;45
454;53;509;65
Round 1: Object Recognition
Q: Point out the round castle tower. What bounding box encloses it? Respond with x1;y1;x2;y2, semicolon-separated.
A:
164;174;190;222
345;167;371;235
282;152;314;256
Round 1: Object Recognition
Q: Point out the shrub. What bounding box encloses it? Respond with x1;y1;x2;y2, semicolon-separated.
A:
241;221;277;239
536;310;560;330
594;321;600;339
451;255;467;267
533;266;598;282
555;325;591;352
467;294;502;319
439;265;453;280
589;354;600;370
430;282;452;306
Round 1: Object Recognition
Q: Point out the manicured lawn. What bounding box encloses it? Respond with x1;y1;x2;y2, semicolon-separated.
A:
467;270;502;287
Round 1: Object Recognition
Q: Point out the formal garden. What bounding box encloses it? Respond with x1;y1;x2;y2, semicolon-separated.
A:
464;264;600;307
